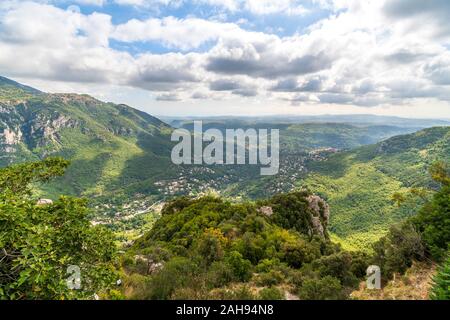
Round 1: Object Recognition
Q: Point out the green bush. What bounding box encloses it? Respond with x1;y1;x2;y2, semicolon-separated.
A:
254;270;285;287
411;164;450;261
206;261;234;288
0;158;117;300
298;276;344;300
224;251;252;282
430;255;450;300
258;287;284;300
312;252;359;287
372;222;425;278
148;257;199;300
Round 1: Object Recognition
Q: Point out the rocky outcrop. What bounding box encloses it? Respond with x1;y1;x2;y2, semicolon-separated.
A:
36;199;53;206
134;255;164;275
258;206;274;217
306;195;330;236
260;192;330;238
1;128;22;145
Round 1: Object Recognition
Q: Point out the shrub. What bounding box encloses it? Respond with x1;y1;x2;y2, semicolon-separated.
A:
372;222;425;278
0;158;117;300
258;287;284;300
254;270;285;287
430;255;450;300
148;257;199;300
298;276;345;300
206;261;234;288
224;251;252;282
312;252;359;287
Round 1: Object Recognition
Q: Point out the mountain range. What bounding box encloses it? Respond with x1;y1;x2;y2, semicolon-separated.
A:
1;76;449;248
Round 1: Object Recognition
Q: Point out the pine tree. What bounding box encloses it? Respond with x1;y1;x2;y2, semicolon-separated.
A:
430;255;450;300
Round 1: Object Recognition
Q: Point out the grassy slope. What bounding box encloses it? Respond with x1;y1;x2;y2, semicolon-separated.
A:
301;127;450;250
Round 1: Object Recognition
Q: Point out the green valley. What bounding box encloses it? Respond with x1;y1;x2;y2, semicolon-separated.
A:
302;127;450;250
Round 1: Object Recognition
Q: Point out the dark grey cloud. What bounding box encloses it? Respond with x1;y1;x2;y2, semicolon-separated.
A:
138;70;197;83
384;0;450;18
319;93;353;104
209;79;241;91
427;68;450;85
232;88;258;97
191;92;209;99
129;66;199;91
209;79;257;96
353;79;376;95
155;93;181;101
384;0;450;38
424;59;450;85
271;78;299;91
206;51;332;79
271;77;322;92
384;49;431;65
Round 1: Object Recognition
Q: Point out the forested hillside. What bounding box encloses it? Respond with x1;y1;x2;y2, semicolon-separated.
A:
0;76;178;212
121;192;369;300
302;127;450;250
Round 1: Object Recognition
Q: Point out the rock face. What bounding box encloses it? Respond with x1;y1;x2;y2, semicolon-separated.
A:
258;206;274;217
0;101;79;156
2;128;22;145
260;192;330;238
306;195;330;236
36;199;53;206
134;255;164;275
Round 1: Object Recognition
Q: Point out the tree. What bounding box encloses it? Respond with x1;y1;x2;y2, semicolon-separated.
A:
297;276;345;300
372;222;425;278
224;251;252;282
411;162;450;261
0;158;117;300
312;252;358;287
372;162;449;278
196;228;226;266
430;255;450;300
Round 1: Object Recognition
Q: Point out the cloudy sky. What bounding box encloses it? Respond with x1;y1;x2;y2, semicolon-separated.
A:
1;0;450;118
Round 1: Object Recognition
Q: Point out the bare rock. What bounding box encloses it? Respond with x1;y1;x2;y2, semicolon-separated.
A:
37;199;53;206
258;206;273;217
306;195;330;236
1;128;22;145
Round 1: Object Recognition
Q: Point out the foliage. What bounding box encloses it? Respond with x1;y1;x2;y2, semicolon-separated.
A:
225;251;253;282
411;162;450;261
0;158;117;300
430;255;450;300
372;223;425;278
297;276;345;300
123;193;366;300
0;157;69;195
264;191;322;236
370;162;449;286
258;287;284;300
303;127;450;250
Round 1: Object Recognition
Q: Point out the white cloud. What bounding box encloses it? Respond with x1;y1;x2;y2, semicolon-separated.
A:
244;0;309;15
73;0;106;6
113;0;310;15
112;17;247;50
0;0;449;116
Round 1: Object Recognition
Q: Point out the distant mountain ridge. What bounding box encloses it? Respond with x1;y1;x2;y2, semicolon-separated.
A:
162;114;450;129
